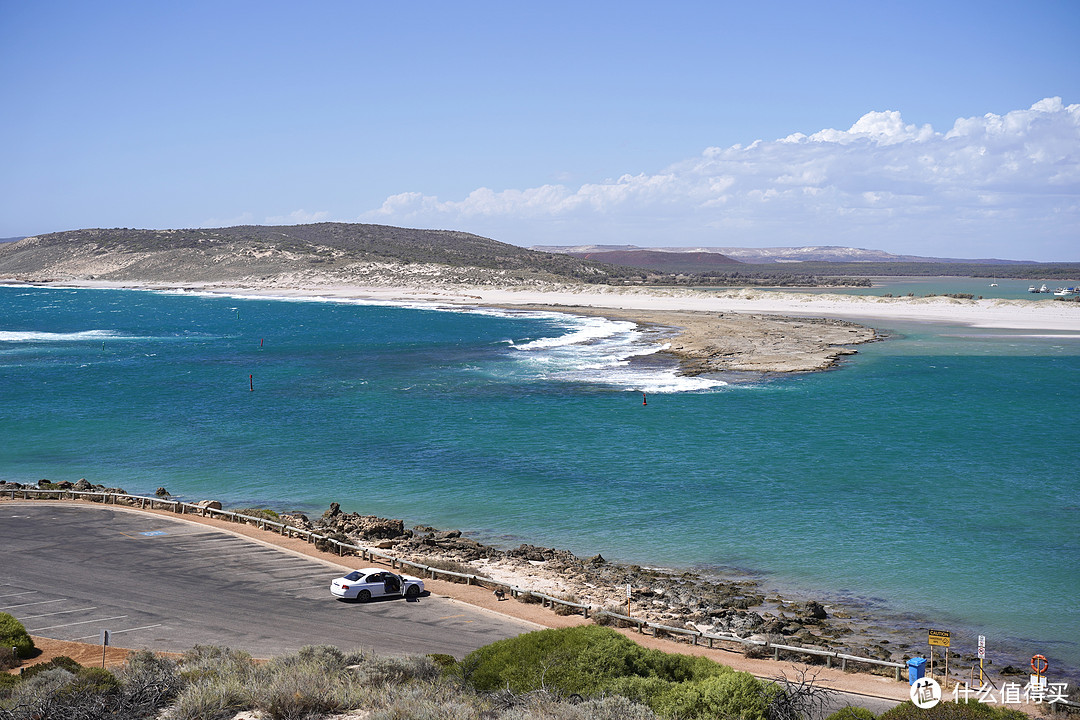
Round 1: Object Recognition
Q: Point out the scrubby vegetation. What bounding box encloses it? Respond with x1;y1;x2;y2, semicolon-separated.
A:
228;507;280;521
0;223;903;288
0;224;650;285
877;700;1028;720
455;625;781;719
0;627;906;720
646;269;873;287
4;222;1076;289
421;556;484;582
0;651;179;720
0;614;34;665
5;628;1046;720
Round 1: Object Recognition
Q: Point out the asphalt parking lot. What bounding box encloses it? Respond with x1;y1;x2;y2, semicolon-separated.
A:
0;503;537;658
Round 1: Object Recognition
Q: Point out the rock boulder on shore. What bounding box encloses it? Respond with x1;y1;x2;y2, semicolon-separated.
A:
316;504;406;540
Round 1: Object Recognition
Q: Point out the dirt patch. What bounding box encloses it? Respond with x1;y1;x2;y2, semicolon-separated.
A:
4;636;133;674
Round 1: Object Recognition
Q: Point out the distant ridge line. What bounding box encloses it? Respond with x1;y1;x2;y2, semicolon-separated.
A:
530;244;1040;265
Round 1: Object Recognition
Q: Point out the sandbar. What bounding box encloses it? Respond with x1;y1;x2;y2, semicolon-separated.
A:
10;278;1078;374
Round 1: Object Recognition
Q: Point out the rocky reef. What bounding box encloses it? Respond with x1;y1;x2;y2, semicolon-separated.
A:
291;503;906;664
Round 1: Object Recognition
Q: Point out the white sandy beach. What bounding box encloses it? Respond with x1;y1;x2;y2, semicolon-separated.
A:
139;280;1080;333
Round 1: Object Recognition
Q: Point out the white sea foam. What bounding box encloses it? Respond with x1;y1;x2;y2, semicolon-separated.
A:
0;329;124;343
151;288;731;393
513;317;639;350
503;313;727;393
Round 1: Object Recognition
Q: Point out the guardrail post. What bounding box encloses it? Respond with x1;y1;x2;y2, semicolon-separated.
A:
0;490;918;681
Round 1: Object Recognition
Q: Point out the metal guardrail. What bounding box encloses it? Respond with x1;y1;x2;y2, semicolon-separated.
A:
7;488;906;680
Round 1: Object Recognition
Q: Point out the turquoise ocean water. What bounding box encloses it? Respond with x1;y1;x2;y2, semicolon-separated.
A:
2;286;1078;677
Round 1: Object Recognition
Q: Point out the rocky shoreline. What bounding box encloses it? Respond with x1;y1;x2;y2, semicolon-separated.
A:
0;479;894;661
501;304;880;374
292;503;908;663
6;479;1070;683
263;502;1080;682
139;494;915;669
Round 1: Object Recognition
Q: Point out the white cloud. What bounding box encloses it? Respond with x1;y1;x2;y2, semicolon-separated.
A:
800;110;935;145
360;98;1080;259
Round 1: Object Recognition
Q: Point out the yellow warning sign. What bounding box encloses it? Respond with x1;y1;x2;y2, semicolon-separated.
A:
928;629;951;647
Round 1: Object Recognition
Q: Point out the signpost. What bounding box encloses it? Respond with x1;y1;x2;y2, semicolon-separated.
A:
626;583;632;618
100;629;111;669
928;629;951;687
978;636;986;686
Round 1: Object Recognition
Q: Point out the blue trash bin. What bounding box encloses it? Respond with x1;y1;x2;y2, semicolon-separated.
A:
907;657;927;685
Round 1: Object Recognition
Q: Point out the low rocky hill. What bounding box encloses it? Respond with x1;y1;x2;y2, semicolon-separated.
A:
569;249;742;274
0;223;646;287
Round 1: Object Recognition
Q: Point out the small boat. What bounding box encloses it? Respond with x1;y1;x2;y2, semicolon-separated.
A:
1039;284;1050;293
1029;285;1038;293
989;283;998;287
1054;287;1077;296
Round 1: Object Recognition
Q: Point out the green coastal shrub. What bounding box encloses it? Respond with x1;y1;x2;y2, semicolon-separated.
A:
0;612;34;658
457;625;771;719
2;663;123;720
826;706;878;720
655;671;774;720
879;700;1027;720
0;672;21;697
232;507;280;521
426;652;457;670
461;625;647;694
19;655;81;680
60;665;121;697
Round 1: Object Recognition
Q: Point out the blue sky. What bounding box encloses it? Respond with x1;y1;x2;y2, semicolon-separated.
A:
2;1;1077;260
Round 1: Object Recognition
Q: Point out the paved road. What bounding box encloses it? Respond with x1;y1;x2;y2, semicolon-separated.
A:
0;503;537;658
